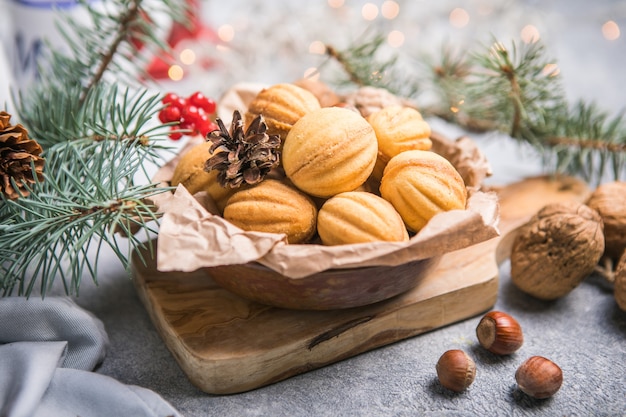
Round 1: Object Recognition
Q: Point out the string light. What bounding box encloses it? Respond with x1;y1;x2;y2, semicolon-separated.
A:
362;3;379;21
520;25;540;44
387;30;405;47
168;65;184;81
327;0;344;8
179;49;196;65
381;1;400;20
218;24;235;42
602;20;620;41
309;40;326;55
449;8;470;28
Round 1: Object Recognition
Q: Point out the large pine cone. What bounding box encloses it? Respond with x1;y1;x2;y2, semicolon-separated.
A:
0;111;45;200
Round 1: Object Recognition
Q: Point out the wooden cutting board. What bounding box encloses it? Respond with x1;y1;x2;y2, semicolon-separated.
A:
132;175;590;395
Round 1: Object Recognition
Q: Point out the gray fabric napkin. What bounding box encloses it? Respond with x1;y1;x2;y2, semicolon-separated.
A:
0;297;182;417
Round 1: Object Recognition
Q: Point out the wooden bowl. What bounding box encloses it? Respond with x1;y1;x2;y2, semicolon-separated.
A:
204;256;441;310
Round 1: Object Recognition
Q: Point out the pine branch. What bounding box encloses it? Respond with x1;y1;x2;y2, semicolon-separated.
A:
1;0;188;297
79;0;143;102
323;35;626;183
320;30;420;98
0;134;168;296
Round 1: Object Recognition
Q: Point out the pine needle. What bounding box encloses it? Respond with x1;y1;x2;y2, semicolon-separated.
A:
2;0;186;297
323;34;626;183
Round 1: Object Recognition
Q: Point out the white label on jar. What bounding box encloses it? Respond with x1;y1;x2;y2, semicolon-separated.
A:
9;0;95;89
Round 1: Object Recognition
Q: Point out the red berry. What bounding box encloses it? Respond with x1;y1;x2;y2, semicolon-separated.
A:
181;105;201;124
178;119;196;135
199;121;219;137
196;114;215;136
158;105;181;123
174;97;187;110
162;92;179;104
189;91;216;114
162;92;187;110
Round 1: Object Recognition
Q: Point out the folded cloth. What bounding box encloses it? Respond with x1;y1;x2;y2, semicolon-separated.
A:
0;297;108;370
0;297;182;417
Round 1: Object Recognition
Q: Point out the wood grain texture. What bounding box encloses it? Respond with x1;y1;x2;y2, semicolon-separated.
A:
132;175;590;394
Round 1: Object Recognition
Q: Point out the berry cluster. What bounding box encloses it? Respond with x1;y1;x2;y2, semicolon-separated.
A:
158;91;218;140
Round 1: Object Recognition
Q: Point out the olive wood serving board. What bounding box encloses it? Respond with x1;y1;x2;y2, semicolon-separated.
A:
132;175;590;395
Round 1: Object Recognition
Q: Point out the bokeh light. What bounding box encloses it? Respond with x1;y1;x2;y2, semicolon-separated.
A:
521;25;540;43
179;49;196;65
168;65;184;81
449;8;470;28
381;1;400;20
602;20;621;41
309;40;326;55
387;30;405;48
362;3;379;21
218;24;235;42
328;0;344;8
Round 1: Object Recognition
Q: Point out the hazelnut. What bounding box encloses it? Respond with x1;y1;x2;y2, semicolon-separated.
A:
476;311;524;355
435;349;476;392
515;356;563;399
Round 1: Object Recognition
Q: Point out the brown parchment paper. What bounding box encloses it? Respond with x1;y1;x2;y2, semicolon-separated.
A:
154;83;500;278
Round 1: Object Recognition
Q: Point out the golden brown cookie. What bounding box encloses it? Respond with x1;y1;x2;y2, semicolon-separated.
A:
223;179;318;244
367;105;432;181
317;191;409;245
245;83;321;143
380;150;467;232
282;107;378;198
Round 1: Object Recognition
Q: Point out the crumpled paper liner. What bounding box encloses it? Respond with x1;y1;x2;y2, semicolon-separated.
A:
154;82;500;278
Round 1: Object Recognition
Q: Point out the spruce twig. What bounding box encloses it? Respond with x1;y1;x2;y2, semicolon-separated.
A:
323;35;626;183
79;0;142;103
320;30;420;98
1;0;186;297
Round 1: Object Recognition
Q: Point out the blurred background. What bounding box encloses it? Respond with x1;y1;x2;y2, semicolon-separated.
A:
1;0;624;182
199;0;624;108
1;0;625;108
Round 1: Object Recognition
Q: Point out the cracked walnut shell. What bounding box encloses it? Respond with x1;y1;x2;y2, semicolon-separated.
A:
615;250;626;311
510;201;605;300
586;181;626;261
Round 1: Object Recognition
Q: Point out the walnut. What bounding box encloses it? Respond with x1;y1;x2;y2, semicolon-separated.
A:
586;181;626;261
615;250;626;312
510;201;605;300
341;86;407;118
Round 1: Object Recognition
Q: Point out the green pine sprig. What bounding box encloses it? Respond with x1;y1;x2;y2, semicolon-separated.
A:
0;133;165;296
1;0;187;296
320;29;420;98
323;34;626;184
